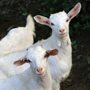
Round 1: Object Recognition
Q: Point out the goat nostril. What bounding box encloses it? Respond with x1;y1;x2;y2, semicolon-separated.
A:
59;29;65;33
37;67;43;72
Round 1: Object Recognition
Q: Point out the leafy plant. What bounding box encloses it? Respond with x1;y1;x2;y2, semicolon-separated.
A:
85;54;90;64
72;40;79;49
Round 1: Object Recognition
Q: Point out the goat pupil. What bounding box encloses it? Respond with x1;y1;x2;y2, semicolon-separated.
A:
66;19;69;22
51;22;54;25
44;52;49;58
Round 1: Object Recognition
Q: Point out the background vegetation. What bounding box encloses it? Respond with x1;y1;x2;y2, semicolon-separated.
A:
0;0;90;90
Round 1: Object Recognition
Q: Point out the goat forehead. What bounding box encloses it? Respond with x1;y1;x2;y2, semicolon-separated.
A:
28;46;46;59
49;11;68;23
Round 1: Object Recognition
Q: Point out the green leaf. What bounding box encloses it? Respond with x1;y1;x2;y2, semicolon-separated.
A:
87;56;90;64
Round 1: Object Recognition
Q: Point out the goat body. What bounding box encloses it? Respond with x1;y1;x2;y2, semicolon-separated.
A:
0;15;34;78
0;46;56;90
34;31;72;90
0;15;35;56
34;2;81;90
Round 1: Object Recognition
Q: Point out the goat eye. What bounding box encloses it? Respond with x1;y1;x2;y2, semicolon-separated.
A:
26;59;32;63
66;19;69;22
51;22;54;25
44;52;49;58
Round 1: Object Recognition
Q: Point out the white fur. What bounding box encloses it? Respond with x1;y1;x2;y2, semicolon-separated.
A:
34;17;72;90
0;50;30;79
26;46;52;90
0;15;34;79
0;15;35;56
0;46;52;90
34;2;81;90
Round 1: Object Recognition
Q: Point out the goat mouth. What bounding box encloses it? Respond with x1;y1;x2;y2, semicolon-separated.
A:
36;71;45;75
37;72;45;76
60;33;68;37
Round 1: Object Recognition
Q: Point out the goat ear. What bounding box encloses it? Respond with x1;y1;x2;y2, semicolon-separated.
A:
68;3;81;21
49;49;58;56
34;15;50;26
14;59;31;66
45;49;58;57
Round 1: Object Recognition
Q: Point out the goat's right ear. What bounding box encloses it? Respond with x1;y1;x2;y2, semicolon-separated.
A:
14;59;31;66
34;15;50;26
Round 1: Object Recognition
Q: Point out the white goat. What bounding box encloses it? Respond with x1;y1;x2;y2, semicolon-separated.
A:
0;15;35;56
0;46;58;90
34;2;81;90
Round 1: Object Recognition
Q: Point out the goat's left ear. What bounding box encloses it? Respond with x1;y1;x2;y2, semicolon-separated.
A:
68;2;81;21
34;15;51;26
45;49;58;57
